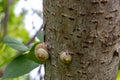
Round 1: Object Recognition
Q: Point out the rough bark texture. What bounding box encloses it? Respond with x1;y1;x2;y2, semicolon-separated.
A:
43;0;120;80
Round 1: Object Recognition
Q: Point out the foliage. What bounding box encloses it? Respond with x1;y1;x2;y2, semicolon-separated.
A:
0;0;32;79
0;0;45;79
0;43;15;69
1;35;43;79
3;36;28;51
26;43;43;64
117;71;120;80
0;0;29;70
3;55;39;78
0;74;29;80
37;31;44;42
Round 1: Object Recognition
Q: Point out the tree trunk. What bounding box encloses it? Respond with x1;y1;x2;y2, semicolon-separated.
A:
43;0;120;80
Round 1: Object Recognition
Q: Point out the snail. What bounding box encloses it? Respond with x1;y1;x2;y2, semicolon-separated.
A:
35;42;49;62
60;51;72;64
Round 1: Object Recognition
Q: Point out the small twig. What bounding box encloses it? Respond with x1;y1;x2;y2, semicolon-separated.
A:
25;25;43;46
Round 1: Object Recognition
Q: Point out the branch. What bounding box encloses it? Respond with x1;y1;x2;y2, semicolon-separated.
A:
0;0;11;42
25;25;43;46
3;0;11;36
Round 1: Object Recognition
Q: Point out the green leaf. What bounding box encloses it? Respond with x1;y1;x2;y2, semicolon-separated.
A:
3;55;39;79
3;36;28;51
37;31;44;42
26;43;43;64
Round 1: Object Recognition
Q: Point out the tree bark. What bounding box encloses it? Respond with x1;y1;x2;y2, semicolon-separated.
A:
43;0;120;80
